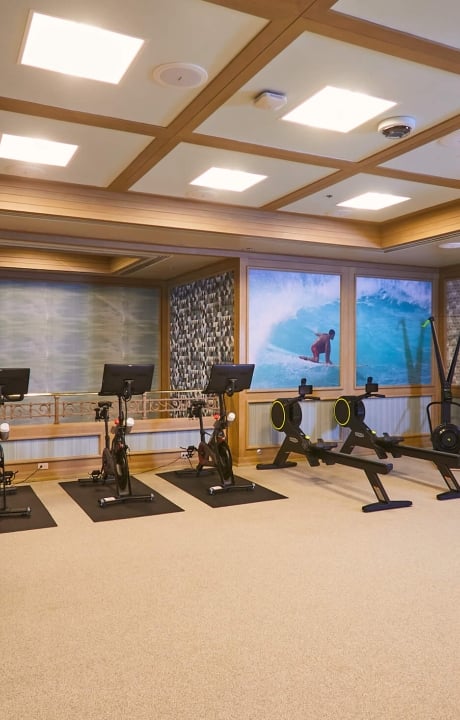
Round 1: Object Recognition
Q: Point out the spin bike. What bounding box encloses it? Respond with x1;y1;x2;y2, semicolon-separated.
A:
79;401;115;484
0;436;31;518
181;363;255;495
98;363;155;508
0;368;31;518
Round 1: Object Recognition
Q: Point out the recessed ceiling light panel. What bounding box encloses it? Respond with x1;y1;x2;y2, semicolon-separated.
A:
338;192;410;211
190;167;266;192
438;241;460;249
0;133;77;166
20;12;143;84
282;86;395;132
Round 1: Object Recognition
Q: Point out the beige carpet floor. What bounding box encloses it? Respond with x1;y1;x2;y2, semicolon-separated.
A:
2;456;460;719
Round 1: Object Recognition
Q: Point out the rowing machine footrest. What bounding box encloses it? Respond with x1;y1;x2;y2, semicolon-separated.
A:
311;438;337;451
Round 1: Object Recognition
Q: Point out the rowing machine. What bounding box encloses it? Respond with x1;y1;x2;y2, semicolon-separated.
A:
257;379;410;513
334;377;460;500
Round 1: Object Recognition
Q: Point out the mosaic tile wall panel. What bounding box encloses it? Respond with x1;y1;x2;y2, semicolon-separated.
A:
446;279;460;384
169;271;234;390
0;281;160;393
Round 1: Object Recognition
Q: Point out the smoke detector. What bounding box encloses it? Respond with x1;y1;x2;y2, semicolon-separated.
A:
253;90;287;111
378;116;416;139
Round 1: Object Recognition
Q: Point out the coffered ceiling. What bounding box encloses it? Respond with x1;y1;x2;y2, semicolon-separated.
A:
0;0;459;280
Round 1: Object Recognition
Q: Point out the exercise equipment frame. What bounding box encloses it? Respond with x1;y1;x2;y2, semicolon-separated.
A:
334;377;460;501
97;364;155;508
178;363;256;495
0;368;31;518
257;379;409;513
78;401;115;485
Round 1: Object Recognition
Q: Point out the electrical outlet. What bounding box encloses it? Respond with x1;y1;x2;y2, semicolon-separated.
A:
37;462;48;470
180;451;190;459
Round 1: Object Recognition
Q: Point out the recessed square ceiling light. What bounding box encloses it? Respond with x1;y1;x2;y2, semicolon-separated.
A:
282;86;396;132
190;167;267;192
0;133;77;166
438;241;460;249
337;192;410;210
20;12;144;84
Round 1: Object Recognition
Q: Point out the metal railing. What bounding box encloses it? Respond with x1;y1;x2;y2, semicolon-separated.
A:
0;390;219;425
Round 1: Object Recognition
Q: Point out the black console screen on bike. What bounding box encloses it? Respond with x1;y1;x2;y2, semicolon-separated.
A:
99;363;154;397
204;363;255;396
0;367;30;402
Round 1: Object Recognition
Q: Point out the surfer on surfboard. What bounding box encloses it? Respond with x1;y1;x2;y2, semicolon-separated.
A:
304;329;335;365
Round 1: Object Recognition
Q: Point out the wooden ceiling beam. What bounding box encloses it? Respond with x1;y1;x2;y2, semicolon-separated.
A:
301;9;460;74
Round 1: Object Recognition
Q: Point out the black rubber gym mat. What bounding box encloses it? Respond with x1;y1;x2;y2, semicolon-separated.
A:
59;477;184;522
0;485;57;534
156;470;287;508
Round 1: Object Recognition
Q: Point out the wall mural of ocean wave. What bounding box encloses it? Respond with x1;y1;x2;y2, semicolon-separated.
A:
355;277;432;387
248;269;341;390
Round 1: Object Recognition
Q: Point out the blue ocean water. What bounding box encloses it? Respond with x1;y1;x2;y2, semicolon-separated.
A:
356;278;432;386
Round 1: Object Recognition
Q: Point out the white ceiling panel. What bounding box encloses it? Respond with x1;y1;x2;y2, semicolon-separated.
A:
0;0;266;125
196;31;460;160
0;111;152;185
380;132;460;179
280;173;460;222
332;0;460;49
130;142;336;205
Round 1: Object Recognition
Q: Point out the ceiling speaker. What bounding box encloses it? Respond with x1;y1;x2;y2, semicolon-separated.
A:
153;63;208;88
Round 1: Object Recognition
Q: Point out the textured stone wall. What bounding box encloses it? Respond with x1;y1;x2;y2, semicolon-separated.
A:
169;271;234;390
445;279;460;384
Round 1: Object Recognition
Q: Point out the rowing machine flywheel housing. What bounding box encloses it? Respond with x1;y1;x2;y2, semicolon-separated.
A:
271;399;302;433
431;422;460;454
333;396;366;428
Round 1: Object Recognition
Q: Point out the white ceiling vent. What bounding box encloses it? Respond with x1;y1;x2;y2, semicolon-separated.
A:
114;255;171;275
383;231;460;253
